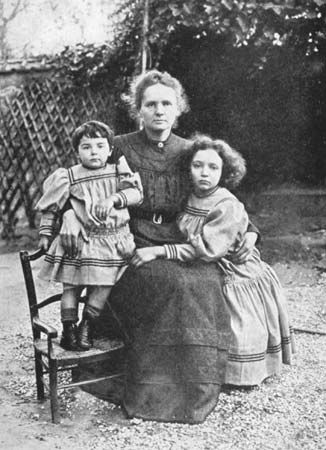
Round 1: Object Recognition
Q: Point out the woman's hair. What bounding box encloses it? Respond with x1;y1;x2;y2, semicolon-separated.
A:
186;134;247;189
125;69;190;119
72;120;114;151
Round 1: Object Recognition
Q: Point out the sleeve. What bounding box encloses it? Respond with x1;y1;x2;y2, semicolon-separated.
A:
164;198;249;263
114;155;143;208
35;168;70;236
164;242;197;261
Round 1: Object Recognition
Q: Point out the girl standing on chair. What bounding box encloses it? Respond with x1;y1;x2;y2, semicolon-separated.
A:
36;120;143;351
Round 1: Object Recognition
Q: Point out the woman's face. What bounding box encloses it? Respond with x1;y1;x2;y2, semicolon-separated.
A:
139;84;179;136
191;149;223;193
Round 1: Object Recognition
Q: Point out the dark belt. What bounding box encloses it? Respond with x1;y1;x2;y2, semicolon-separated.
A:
130;209;177;224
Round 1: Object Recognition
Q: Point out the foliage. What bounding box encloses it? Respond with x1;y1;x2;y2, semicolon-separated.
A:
52;43;113;87
52;1;326;87
51;42;136;133
107;0;326;186
0;0;28;59
50;0;326;186
113;0;326;68
156;30;326;187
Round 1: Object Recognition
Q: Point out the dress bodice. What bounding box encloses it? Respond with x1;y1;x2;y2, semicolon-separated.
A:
178;187;249;257
114;130;191;214
113;130;192;246
36;159;143;235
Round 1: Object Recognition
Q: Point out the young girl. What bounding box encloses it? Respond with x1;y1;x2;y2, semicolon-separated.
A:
132;134;294;386
36;120;143;351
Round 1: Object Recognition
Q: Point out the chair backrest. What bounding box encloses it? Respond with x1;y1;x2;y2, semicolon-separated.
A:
20;249;62;340
20;248;88;339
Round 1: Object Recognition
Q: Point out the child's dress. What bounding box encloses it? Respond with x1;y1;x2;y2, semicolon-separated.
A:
163;186;294;386
36;156;143;286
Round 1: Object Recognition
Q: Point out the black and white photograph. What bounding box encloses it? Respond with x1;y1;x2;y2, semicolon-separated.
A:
0;1;325;449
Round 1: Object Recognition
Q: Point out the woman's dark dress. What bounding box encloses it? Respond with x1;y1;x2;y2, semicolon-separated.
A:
80;130;230;423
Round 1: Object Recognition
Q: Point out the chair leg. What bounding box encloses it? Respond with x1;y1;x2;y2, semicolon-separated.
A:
49;360;60;423
34;350;45;400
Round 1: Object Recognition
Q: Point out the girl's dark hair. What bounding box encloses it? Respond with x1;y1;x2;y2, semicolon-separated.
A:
186;134;247;189
72;120;114;151
125;69;189;119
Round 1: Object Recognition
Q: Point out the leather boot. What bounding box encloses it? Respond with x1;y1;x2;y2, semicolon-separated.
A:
78;317;94;350
60;322;79;351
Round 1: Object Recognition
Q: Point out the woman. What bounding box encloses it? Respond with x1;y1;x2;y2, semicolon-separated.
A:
60;70;259;423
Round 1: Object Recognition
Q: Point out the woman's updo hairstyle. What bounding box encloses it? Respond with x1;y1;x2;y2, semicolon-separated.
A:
187;134;247;189
124;69;190;119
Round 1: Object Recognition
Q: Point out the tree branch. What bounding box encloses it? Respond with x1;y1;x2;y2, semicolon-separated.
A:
6;0;26;23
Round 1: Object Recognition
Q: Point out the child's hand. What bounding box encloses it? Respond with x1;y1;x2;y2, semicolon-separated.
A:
229;231;257;264
39;235;50;251
94;198;114;221
189;233;201;248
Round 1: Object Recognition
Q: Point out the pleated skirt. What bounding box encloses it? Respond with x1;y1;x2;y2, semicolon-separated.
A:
39;225;135;286
221;248;295;386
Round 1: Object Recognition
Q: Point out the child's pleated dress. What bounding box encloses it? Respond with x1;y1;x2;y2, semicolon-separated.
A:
165;186;294;386
219;247;294;385
36;160;142;286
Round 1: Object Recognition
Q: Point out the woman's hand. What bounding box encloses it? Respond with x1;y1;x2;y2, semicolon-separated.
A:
130;246;166;268
60;210;88;258
230;231;258;264
94;198;114;221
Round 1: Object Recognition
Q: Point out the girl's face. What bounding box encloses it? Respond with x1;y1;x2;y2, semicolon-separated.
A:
139;84;179;137
191;149;223;194
78;136;111;169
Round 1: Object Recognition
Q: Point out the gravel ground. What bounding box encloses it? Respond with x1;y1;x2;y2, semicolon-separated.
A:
1;198;326;450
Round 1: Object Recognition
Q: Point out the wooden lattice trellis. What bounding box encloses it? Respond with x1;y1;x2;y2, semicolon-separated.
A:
0;79;115;234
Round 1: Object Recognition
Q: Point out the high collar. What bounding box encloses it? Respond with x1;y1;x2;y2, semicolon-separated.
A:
141;128;173;152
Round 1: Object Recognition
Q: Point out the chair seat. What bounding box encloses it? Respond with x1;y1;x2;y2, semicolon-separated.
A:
20;249;126;422
34;337;124;365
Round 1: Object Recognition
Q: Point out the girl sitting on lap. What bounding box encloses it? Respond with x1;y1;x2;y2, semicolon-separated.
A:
133;134;294;386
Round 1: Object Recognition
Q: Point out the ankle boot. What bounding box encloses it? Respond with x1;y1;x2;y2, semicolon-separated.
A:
78;317;94;350
60;322;79;351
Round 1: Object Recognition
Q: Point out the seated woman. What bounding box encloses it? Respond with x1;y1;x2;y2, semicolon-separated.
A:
60;70;259;424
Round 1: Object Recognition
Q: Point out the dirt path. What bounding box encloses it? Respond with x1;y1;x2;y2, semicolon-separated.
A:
1;221;326;449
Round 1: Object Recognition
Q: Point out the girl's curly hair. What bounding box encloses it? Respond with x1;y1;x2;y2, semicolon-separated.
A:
123;69;190;120
185;134;246;189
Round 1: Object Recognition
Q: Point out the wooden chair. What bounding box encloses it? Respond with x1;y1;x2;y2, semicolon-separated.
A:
19;248;125;423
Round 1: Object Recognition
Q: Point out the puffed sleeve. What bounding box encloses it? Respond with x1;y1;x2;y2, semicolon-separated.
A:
35;168;70;236
114;155;143;208
164;198;248;262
